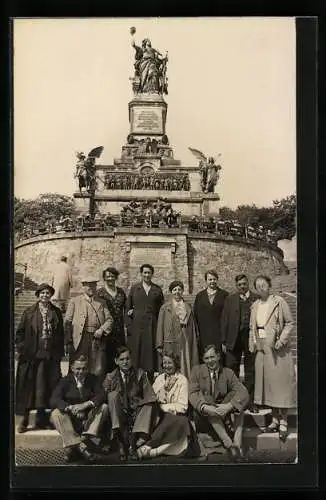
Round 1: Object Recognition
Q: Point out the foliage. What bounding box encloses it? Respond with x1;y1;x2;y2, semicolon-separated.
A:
219;194;296;241
14;193;77;231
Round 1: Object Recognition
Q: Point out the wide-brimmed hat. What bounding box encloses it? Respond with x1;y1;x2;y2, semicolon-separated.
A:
35;283;55;297
80;276;99;284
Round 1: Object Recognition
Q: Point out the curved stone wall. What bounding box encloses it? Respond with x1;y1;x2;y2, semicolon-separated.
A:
15;229;287;295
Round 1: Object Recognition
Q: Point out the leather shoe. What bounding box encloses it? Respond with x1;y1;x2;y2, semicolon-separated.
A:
279;424;288;442
101;443;111;454
118;442;128;462
227;445;242;462
128;446;140;461
79;445;96;462
63;447;78;463
17;423;28;433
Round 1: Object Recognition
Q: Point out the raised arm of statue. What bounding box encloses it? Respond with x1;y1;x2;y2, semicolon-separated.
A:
132;41;143;60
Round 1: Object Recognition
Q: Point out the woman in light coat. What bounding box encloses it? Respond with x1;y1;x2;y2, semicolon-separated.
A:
137;352;201;459
249;275;296;441
156;280;199;380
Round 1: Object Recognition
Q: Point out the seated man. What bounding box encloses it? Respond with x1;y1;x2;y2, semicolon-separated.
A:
50;355;109;463
103;346;157;461
189;344;249;461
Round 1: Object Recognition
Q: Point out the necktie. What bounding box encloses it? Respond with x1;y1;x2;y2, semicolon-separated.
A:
123;372;130;409
211;371;216;396
76;380;84;399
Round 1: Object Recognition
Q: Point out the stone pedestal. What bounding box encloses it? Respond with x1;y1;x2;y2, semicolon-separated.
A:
129;93;167;137
74;91;221;217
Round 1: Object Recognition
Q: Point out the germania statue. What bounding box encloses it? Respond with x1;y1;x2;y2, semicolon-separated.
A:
130;26;168;95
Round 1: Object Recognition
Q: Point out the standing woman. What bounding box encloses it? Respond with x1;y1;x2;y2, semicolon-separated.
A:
156;280;199;380
249;275;296;441
193;270;229;356
15;283;64;432
97;267;127;372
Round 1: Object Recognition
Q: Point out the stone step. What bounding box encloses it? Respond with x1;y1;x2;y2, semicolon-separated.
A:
15;424;297;456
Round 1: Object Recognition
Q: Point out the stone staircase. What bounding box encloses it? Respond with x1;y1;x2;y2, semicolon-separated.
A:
15;409;297;464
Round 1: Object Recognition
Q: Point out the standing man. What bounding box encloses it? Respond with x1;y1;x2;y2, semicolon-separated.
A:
51;256;73;313
193;270;229;356
125;264;164;380
221;274;258;411
189;345;249;461
64;277;113;380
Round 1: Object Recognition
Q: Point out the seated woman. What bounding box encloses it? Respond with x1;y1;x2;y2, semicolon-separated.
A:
137;351;201;459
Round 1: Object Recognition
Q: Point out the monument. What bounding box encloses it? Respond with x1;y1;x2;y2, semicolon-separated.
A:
73;27;221;219
15;27;288;296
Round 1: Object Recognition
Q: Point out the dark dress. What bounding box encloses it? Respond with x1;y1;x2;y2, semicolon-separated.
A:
97;286;127;371
193;287;229;356
15;302;64;415
125;282;164;373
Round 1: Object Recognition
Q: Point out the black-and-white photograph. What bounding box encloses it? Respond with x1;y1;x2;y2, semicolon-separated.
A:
13;17;298;468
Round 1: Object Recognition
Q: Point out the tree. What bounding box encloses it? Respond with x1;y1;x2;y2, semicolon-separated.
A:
14;193;77;232
271;194;296;240
219;194;296;241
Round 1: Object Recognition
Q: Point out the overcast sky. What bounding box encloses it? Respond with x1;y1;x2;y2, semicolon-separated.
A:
14;17;296;209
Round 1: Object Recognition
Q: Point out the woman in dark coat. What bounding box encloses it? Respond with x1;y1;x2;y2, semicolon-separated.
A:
193;270;229;356
97;267;127;372
125;264;164;378
15;283;64;432
156;280;199;380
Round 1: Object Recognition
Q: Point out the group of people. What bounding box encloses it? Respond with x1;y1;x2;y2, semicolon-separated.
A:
15;213;277;248
104;172;190;192
15;263;296;463
121;199;180;229
188;216;277;244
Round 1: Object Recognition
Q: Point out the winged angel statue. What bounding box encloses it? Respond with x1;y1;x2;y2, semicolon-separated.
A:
188;147;222;193
74;146;104;193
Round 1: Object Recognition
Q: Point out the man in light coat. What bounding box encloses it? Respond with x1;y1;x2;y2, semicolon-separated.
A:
51;256;73;313
64;277;113;381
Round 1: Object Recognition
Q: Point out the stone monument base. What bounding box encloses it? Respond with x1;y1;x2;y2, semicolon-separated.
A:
15;227;287;296
74;190;220;217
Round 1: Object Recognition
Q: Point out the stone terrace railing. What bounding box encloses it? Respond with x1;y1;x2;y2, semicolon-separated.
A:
14;226;284;259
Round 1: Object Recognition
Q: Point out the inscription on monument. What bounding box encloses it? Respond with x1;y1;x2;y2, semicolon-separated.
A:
129;243;172;268
132;107;163;134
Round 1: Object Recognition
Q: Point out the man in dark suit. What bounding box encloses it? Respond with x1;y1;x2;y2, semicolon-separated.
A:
189;345;249;460
50;355;109;463
193;270;229;356
221;274;258;411
103;345;157;461
125;264;164;379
